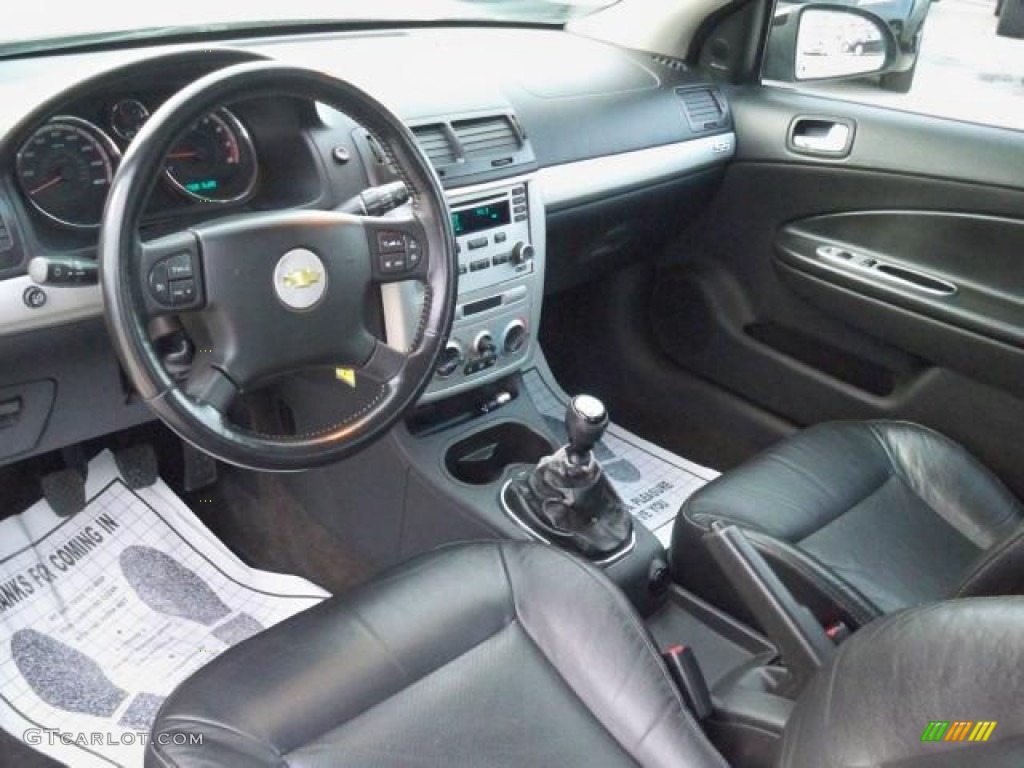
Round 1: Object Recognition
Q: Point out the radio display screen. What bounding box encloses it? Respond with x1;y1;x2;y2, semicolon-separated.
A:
452;201;510;236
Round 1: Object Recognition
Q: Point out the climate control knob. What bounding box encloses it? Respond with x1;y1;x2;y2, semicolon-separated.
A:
474;332;497;358
502;320;528;354
435;341;464;378
510;241;535;266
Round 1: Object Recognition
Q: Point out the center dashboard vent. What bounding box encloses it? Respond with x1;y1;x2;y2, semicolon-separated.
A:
408;112;534;181
452;115;522;159
676;87;728;132
411;124;457;167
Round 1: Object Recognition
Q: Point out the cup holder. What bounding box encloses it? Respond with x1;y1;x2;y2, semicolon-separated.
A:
445;422;555;485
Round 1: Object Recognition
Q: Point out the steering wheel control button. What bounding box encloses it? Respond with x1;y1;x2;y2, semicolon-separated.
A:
165;252;194;280
149;264;171;304
274;248;328;311
169;279;197;306
377;231;406;253
380;254;407;273
23;286;46;309
405;236;422;266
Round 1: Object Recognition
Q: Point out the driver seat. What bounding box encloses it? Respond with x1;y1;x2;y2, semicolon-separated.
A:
148;540;1024;768
145;541;726;768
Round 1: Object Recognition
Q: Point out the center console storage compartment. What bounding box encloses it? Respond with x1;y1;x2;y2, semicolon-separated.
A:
444;421;554;485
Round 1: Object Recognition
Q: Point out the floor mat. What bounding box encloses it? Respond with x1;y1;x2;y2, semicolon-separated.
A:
523;353;719;547
0;450;329;767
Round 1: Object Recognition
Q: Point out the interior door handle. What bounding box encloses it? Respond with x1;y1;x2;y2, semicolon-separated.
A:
788;117;855;157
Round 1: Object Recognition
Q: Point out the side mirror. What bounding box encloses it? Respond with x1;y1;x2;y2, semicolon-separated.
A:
763;3;901;83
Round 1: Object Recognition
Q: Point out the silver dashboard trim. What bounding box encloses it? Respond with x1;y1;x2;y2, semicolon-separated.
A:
538;133;735;210
1;275;102;335
0;137;734;338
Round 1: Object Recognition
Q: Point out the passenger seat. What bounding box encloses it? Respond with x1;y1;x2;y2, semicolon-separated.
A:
671;421;1024;628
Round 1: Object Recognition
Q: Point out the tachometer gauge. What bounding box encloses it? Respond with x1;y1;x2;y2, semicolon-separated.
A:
164;109;257;204
110;98;149;140
16;116;120;229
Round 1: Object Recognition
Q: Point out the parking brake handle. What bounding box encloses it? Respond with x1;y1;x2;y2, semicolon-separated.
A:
703;523;834;690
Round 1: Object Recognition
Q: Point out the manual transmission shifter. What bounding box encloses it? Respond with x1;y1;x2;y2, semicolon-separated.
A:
565;395;609;465
503;395;633;560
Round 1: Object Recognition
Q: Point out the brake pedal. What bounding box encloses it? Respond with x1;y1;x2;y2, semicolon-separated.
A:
183;442;218;493
41;468;86;517
114;444;159;490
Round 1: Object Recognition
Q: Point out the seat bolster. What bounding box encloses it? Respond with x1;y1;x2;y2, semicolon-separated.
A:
872;422;1023;548
957;523;1024;598
501;544;728;768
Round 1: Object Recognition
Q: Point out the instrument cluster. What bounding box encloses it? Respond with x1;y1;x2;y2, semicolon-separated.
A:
15;98;258;229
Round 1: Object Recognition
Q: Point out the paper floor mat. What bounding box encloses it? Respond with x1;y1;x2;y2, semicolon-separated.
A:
523;355;719;547
0;450;329;767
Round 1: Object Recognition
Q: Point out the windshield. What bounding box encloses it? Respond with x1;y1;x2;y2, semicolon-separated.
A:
0;0;617;55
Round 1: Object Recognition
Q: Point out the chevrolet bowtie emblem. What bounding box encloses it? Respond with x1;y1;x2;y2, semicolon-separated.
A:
281;267;322;289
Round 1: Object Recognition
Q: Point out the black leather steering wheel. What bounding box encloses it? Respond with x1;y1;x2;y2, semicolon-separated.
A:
99;61;456;471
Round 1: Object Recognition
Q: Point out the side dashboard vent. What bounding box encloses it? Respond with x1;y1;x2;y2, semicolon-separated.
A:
411;124;457;167
677;87;728;132
0;217;12;253
452;115;521;159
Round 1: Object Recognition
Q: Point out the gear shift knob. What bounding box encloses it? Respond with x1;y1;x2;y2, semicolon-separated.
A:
565;395;609;464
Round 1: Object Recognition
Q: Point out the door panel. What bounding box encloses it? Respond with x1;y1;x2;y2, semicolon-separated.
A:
651;86;1024;496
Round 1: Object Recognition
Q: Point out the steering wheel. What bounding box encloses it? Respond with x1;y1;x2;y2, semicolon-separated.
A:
99;61;456;471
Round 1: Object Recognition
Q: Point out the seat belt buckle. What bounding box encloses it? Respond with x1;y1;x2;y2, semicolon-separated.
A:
824;620;851;644
662;645;713;721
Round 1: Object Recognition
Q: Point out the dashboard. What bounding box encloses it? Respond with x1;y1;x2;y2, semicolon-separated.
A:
0;25;735;463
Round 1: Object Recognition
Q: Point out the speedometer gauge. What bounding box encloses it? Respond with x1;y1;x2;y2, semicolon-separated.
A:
16;116;120;229
164;109;257;204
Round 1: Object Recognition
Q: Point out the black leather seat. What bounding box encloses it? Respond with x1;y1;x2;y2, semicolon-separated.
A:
148;539;1024;768
146;541;727;768
672;421;1024;628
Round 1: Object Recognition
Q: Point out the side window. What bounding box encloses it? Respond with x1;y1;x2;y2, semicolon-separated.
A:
762;0;1024;131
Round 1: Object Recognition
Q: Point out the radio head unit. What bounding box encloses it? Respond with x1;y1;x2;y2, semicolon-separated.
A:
382;175;545;403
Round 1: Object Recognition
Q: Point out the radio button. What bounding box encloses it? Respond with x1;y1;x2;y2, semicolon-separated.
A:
470;258;490;272
514;214;527;222
468;237;488;250
513;205;527;214
492;252;509;266
510;242;535;266
494;232;507;244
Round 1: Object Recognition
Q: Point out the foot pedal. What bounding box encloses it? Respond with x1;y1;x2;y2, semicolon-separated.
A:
183;443;218;493
114;444;159;490
40;468;86;517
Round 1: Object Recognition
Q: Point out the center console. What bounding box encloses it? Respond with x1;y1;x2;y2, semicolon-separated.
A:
382;175;545;403
382;111;544;405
